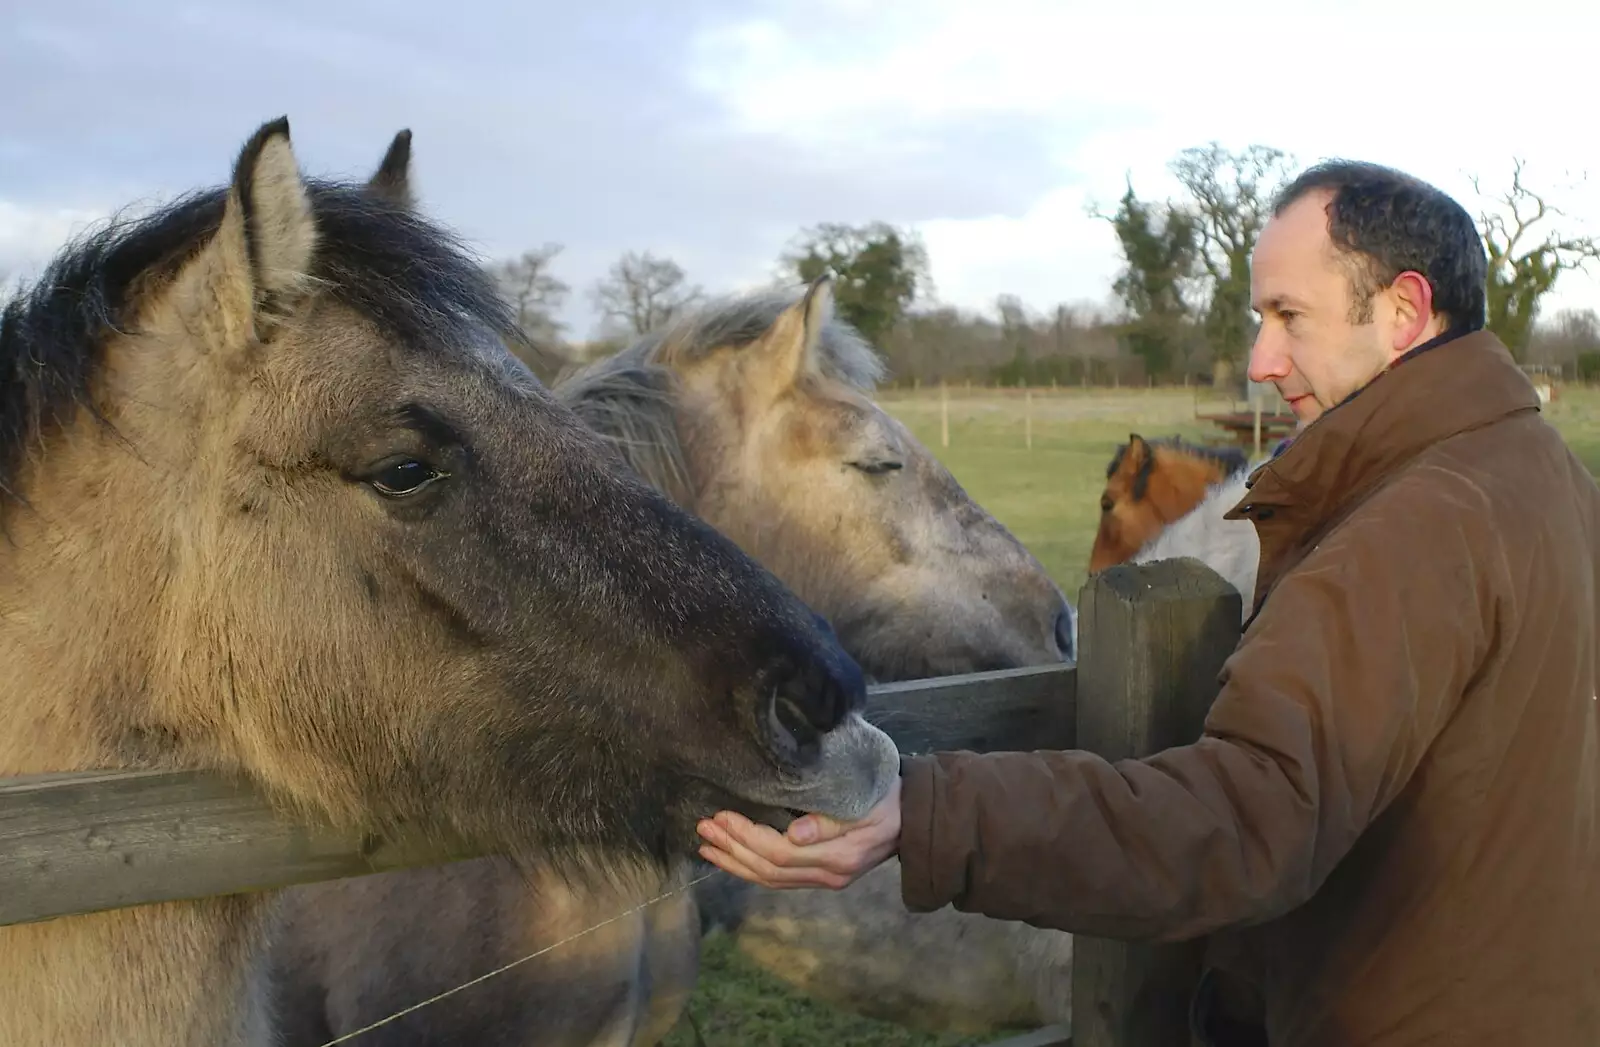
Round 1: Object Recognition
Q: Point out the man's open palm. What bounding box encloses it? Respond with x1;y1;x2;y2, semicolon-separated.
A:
696;778;903;890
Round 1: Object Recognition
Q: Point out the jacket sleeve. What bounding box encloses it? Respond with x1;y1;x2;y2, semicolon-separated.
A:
896;473;1498;943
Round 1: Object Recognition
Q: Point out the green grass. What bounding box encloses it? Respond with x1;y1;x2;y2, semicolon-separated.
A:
663;934;985;1047
1549;389;1600;474
662;382;1600;1046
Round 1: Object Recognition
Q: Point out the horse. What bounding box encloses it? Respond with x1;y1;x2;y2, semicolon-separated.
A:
0;117;901;1047
263;218;1078;1043
560;276;1077;680
1088;433;1251;576
1093;432;1297;621
1129;466;1260;617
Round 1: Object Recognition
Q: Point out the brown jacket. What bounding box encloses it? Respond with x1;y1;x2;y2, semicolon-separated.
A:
898;329;1600;1045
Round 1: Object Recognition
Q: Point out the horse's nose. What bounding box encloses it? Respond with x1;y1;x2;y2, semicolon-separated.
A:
1053;602;1077;663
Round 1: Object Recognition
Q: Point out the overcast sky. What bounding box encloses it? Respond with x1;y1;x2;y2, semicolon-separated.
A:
4;0;1598;343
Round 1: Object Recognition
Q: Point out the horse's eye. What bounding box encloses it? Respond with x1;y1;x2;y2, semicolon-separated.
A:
1100;494;1113;513
369;459;445;498
850;459;903;476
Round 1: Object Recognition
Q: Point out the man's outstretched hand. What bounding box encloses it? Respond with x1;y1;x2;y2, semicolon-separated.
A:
696;777;903;890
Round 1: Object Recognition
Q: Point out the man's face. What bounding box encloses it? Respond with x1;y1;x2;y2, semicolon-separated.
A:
1248;190;1422;424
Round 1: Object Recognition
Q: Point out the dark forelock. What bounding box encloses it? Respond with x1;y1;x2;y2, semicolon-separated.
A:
0;180;527;511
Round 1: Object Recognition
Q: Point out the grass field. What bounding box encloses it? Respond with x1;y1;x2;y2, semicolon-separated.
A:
662;382;1600;1047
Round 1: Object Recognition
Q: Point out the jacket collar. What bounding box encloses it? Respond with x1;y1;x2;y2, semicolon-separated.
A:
1226;328;1541;528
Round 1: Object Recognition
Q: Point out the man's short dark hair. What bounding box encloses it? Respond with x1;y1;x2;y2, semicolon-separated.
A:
1272;160;1487;336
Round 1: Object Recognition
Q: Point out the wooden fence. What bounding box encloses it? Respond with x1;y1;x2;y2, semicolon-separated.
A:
0;557;1244;1047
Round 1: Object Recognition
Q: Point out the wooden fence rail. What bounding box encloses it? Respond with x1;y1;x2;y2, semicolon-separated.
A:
0;557;1243;1047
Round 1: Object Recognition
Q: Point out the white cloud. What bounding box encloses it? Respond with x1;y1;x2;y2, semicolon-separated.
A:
0;200;113;283
8;0;1598;337
688;0;1600;321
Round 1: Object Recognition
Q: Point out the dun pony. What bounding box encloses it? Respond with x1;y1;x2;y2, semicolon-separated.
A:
0;118;899;1047
562;274;1077;679
266;248;1077;1043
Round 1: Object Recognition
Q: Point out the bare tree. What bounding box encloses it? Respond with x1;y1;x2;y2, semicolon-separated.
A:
1089;178;1205;383
589;250;702;336
483;245;573;381
488;244;571;344
1471;159;1600;360
876;296;1129;387
1169;143;1298;380
1528;308;1600;368
995;294;1031;347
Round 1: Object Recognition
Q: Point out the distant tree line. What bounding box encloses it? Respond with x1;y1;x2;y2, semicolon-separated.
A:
484;145;1600;388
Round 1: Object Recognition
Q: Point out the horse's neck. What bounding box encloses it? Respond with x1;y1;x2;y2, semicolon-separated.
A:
1137;467;1254;557
0;440;275;1044
0;894;277;1047
0;467;172;774
1149;459;1228;524
0;591;153;774
1133;466;1261;615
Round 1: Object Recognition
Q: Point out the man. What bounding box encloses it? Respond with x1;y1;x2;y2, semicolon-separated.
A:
697;160;1600;1044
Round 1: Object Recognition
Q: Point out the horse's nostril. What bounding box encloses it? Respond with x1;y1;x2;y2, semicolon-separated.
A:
768;637;864;742
1054;605;1077;662
773;693;818;743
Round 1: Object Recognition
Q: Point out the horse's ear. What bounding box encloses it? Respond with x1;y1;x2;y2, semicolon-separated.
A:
750;270;833;400
1127;433;1150;461
367;129;414;207
166;116;318;354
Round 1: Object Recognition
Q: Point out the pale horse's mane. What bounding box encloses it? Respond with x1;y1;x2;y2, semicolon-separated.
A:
1131;456;1264;622
555;286;884;506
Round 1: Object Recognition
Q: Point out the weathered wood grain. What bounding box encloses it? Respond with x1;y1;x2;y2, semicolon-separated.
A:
865;662;1076;754
1068;557;1243;1047
0;768;479;927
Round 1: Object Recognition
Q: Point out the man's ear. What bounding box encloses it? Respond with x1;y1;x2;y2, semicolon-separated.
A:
1386;269;1437;353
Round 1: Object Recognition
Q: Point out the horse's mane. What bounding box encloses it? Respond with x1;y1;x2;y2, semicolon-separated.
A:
555;286;885;505
0;180;524;513
1108;435;1250;503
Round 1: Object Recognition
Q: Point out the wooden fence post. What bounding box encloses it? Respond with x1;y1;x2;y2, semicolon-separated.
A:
1071;557;1243;1047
